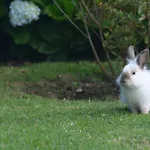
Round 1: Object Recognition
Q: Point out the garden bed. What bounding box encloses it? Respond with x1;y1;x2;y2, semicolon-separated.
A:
22;75;118;100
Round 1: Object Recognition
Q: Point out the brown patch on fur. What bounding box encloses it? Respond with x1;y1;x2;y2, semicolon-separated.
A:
121;72;130;83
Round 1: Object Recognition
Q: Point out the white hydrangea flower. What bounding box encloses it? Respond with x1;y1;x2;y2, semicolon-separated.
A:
9;0;41;27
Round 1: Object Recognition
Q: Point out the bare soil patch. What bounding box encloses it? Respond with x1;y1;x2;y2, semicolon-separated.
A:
19;75;118;100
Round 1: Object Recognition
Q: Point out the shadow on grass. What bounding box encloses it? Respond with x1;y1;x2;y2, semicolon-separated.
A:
101;106;129;115
55;104;130;120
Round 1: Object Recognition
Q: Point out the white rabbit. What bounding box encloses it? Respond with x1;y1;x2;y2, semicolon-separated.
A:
116;46;150;114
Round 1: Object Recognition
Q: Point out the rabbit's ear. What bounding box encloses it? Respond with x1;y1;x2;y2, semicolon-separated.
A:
127;46;135;60
137;49;149;69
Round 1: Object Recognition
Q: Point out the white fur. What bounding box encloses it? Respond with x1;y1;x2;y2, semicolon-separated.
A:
117;62;150;114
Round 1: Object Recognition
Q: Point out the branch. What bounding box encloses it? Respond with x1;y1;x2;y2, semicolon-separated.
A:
53;0;88;39
80;3;114;81
81;0;116;78
147;1;150;48
79;0;104;43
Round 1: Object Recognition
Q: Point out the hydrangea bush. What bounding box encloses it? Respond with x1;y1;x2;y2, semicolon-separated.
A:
9;0;41;27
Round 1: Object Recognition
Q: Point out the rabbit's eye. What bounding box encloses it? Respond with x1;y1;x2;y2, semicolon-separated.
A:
132;72;136;75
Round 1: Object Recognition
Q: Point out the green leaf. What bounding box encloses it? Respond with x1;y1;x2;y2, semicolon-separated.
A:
144;35;149;45
28;25;59;54
4;23;30;45
75;11;85;20
30;0;45;6
101;20;111;28
0;0;8;18
44;5;66;21
138;2;147;15
60;0;75;15
38;22;72;47
11;29;30;45
29;36;59;54
13;31;30;45
104;32;110;39
95;0;102;3
44;0;76;21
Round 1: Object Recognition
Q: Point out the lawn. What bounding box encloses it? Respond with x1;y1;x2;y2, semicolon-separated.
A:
0;62;150;150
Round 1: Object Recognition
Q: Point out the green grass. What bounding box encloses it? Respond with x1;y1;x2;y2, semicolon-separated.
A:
0;62;149;149
0;62;101;82
0;97;150;150
0;61;121;83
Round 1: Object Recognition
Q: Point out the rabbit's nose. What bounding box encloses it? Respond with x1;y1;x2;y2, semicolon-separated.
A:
120;75;126;83
121;79;126;83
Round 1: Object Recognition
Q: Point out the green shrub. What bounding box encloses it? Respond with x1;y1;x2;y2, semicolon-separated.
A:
75;0;149;56
0;0;91;61
0;0;149;64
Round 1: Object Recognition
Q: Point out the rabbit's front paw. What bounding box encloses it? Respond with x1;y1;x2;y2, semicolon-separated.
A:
140;105;149;114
